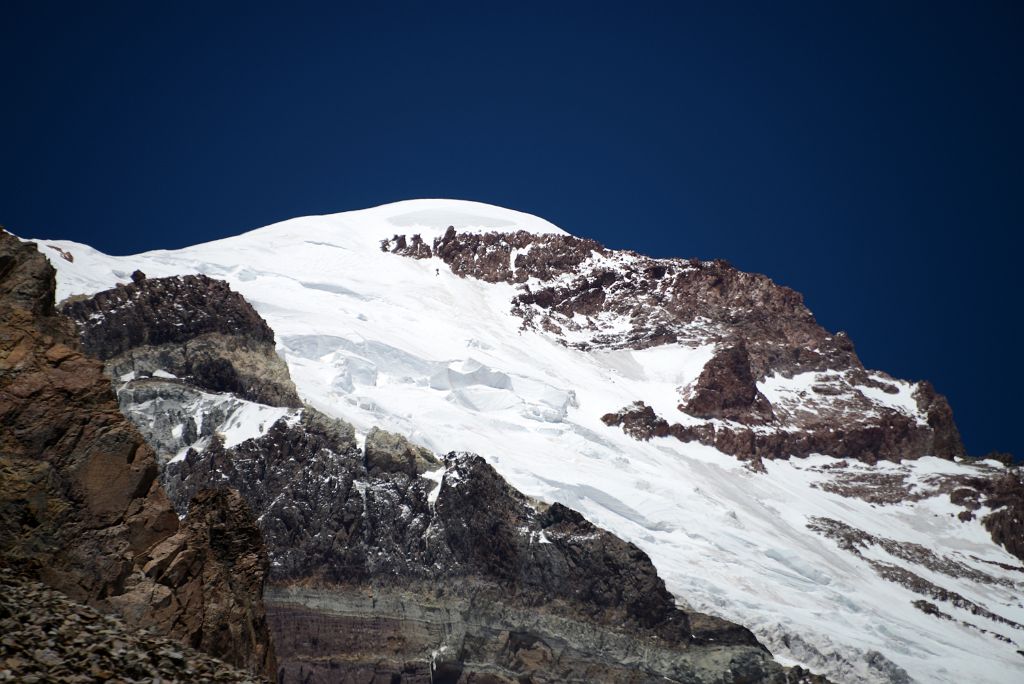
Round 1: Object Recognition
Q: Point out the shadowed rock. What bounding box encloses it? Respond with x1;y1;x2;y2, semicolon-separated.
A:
162;410;803;682
62;274;301;407
681;341;775;424
0;231;275;680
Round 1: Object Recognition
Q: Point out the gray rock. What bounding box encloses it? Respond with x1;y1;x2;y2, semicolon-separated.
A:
364;426;437;475
0;568;263;683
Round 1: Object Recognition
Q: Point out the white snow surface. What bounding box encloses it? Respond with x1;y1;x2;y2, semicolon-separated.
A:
29;199;1024;683
116;379;300;463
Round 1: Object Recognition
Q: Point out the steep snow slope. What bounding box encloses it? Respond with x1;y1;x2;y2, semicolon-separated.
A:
32;199;1023;683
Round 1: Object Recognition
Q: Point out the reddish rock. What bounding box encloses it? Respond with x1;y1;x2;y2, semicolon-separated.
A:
681;341;774;424
390;227;966;464
0;231;275;680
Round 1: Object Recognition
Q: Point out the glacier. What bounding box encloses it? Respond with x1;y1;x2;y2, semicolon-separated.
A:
30;199;1024;683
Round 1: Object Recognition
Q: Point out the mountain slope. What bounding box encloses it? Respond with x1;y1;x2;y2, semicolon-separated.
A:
30;199;1024;683
59;269;806;682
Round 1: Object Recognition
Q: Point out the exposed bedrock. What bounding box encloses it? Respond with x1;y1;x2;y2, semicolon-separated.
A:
386;226;854;375
603;400;960;467
365;425;438;476
0;232;275;679
913;380;962;460
62;272;301;407
63;253;825;681
671;343;962;463
980;471;1024;562
163;412;798;682
387;227;965;464
266;583;795;684
680;341;774;424
941;468;1024;563
113;488;277;676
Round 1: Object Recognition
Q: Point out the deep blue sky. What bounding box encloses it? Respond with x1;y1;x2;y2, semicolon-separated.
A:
2;2;1020;459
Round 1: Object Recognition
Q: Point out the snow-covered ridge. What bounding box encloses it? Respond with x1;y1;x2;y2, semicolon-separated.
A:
27;199;1024;684
33;199;566;304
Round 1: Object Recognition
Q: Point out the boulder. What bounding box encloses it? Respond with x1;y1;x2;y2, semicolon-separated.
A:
364;426;437;476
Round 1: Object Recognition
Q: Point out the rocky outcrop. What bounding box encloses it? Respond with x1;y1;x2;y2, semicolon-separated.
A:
387;227;965;464
808;516;1023;642
914;380;963;460
602;400;958;466
979;471;1024;563
364;425;438;475
681;342;774;424
0;232;275;679
390;227;848;374
0;567;262;683
62;273;301;407
382;232;434;259
162;410;799;681
940;467;1024;563
112;488;276;675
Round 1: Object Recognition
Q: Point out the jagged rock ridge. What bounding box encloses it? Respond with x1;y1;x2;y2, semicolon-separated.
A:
384;226;962;464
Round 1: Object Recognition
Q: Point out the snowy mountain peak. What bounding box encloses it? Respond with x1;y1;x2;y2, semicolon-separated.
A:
339;198;570;238
231;198;570;252
24;203;1024;684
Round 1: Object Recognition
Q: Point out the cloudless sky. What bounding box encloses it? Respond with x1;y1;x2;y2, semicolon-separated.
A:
2;1;1021;458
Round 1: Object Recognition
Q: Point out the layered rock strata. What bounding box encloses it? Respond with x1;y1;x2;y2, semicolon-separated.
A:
169;430;806;682
62;271;300;408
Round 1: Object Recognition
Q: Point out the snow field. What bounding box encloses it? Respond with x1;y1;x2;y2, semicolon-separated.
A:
31;199;1024;684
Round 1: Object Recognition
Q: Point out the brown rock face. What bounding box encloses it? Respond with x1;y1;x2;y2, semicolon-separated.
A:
433;227;603;284
602;401;957;467
681;342;774;424
387;227;965;465
62;273;301;407
941;468;1024;564
116;488;276;676
398;227;847;374
914;380;964;459
0;231;275;680
981;472;1024;563
0;238;59;319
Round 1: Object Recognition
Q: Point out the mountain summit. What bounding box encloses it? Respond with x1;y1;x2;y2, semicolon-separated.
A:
21;199;1024;683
